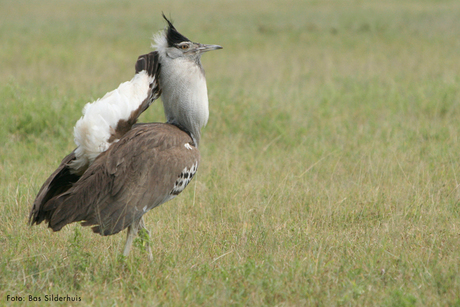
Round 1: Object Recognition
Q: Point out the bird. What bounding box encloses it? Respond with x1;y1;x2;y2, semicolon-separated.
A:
29;14;222;259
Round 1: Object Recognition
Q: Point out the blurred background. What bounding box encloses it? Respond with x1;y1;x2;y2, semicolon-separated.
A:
1;0;460;305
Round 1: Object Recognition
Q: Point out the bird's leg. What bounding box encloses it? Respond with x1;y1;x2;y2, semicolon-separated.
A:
138;217;153;261
122;219;140;257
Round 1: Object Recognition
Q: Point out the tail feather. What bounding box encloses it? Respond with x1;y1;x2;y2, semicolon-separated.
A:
30;52;162;236
134;51;162;115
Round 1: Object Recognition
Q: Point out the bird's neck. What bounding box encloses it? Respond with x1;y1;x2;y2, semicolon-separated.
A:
159;57;209;146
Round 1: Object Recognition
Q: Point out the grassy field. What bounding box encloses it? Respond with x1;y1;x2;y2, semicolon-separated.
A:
1;0;460;305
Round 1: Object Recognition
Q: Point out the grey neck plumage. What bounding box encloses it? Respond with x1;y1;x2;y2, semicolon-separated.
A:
158;54;209;146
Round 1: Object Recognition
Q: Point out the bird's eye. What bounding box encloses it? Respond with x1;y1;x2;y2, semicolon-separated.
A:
180;44;189;50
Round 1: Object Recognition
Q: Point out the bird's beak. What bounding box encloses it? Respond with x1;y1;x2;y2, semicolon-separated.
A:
197;44;223;53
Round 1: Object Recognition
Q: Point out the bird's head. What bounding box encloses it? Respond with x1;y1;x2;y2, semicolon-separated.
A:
154;14;222;61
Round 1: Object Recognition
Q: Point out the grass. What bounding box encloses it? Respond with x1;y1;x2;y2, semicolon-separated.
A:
1;0;460;305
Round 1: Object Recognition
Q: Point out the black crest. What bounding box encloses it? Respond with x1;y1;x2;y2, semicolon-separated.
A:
162;14;191;47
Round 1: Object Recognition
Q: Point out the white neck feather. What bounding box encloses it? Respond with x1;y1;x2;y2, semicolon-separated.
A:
154;34;209;145
160;57;209;145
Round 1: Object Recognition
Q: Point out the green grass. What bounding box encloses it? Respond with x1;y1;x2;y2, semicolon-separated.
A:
1;0;460;305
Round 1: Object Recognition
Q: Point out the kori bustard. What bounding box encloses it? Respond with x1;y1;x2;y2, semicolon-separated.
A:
29;14;222;259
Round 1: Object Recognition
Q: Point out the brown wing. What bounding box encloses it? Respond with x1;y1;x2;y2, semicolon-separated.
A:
40;123;200;236
29;151;80;225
